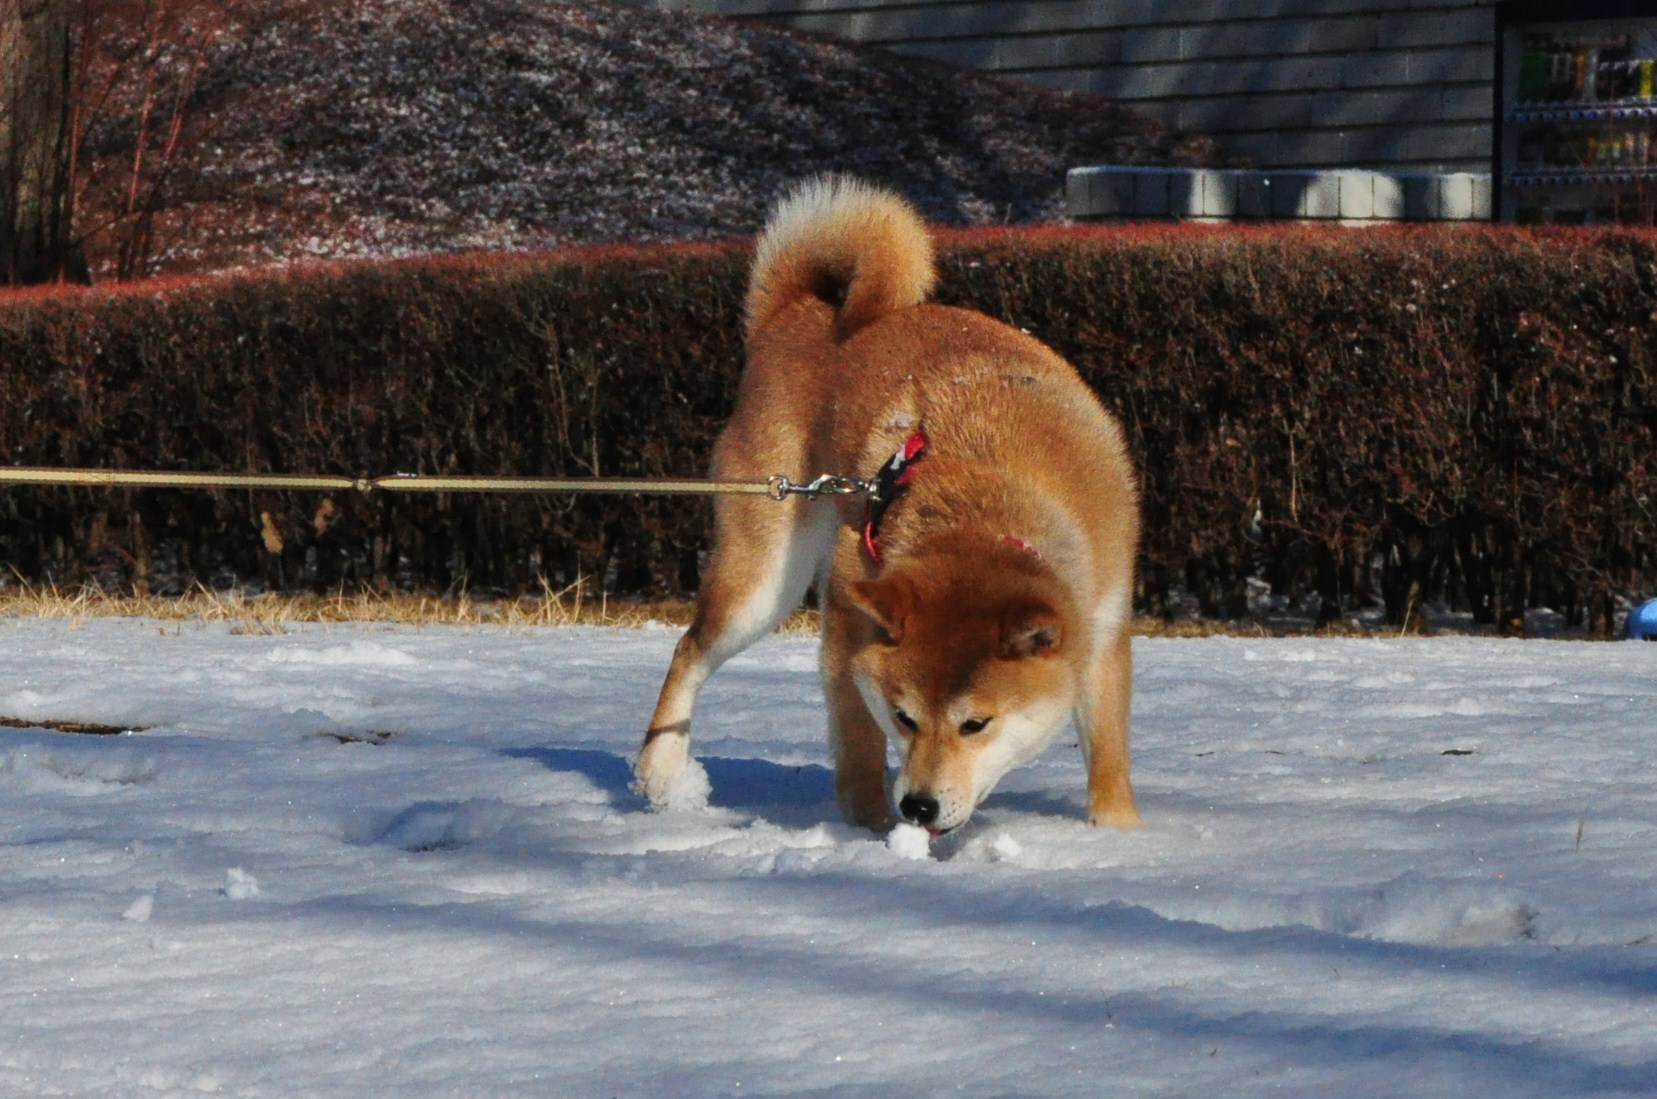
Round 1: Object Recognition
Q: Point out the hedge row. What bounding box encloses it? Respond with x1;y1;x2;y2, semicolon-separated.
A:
2;225;1655;634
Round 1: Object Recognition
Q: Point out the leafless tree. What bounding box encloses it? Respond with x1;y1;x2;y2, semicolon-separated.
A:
1;0;85;284
3;0;233;285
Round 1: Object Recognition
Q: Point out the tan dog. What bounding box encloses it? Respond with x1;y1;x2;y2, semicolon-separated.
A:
634;176;1141;835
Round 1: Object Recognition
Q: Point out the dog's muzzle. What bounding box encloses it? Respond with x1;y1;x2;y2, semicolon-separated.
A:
899;793;948;835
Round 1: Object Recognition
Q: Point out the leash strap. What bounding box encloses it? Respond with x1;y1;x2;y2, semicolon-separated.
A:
0;466;876;501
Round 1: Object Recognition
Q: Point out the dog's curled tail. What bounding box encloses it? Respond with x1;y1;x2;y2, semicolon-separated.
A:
746;175;935;341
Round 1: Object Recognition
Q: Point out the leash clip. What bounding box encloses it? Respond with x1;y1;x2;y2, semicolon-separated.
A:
767;474;876;501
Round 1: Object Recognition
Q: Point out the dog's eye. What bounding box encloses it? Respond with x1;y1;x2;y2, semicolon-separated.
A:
893;708;919;732
959;717;992;734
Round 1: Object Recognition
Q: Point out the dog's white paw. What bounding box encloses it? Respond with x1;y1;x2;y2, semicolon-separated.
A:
633;733;710;811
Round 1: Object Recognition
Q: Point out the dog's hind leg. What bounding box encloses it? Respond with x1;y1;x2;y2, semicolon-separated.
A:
635;493;832;807
1077;629;1141;828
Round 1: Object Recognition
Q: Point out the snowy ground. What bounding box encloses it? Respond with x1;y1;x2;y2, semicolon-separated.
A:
2;617;1654;1097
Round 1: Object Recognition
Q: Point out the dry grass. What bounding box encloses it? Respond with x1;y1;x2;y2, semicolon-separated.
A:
0;580;1383;638
0;579;825;635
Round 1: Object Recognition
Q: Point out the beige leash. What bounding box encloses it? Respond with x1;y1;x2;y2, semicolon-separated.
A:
0;467;876;501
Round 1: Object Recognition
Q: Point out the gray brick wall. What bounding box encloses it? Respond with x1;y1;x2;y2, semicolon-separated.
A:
630;0;1499;173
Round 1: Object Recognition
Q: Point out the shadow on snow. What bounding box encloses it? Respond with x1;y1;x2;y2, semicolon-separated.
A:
500;745;837;827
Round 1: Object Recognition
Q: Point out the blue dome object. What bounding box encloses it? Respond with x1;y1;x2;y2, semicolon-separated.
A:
1628;599;1657;640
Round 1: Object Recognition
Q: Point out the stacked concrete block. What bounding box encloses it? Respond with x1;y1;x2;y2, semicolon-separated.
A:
1272;172;1343;219
1372;172;1407;219
1066;166;1493;222
1195;170;1237;219
1235;172;1274;219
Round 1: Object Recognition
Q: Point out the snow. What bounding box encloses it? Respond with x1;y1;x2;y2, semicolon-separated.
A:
885;821;932;860
98;0;1209;280
2;617;1655;1097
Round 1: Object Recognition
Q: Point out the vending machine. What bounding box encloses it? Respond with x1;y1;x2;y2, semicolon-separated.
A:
1497;1;1657;224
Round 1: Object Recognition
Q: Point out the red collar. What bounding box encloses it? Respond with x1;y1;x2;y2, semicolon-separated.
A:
862;429;927;562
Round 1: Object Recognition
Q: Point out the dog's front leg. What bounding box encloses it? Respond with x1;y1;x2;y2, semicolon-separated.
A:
635;629;713;806
636;589;768;808
1077;629;1141;828
635;493;825;807
820;595;893;832
825;675;893;832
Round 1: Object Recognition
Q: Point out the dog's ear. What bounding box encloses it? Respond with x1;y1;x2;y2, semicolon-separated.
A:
846;574;913;643
1001;600;1062;658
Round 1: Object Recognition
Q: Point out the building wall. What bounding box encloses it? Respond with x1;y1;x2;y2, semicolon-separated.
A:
631;0;1498;172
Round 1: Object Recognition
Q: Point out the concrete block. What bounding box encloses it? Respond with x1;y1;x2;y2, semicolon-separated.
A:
1119;26;1185;64
1337;171;1375;219
1438;173;1492;220
1385;172;1493;221
1343;52;1411;90
1407;122;1489;169
1406;46;1495;84
1067;167;1189;219
1106;61;1189;99
1133;168;1171;217
1145;169;1240;219
1069;165;1490;223
1320;89;1422;129
1269;171;1340;218
1167;170;1202;218
1344;124;1415;166
1377;9;1490;50
1270;127;1351;169
1470;174;1491;220
899;39;998;67
1191;15;1378;58
1066;167;1134;218
1372;173;1406;219
1223;131;1286;168
1236;171;1275;218
1439;83;1496;123
1002;1;1124;35
1300;15;1381;54
1200;170;1239;218
988;30;1121;70
1302;172;1343;218
1400;174;1440;220
1200;55;1344;96
1269;172;1307;218
1177;92;1314;134
1438;172;1475;219
1140;0;1239;26
1064;168;1094;217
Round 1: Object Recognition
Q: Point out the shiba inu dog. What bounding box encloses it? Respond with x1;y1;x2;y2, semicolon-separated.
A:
634;175;1141;835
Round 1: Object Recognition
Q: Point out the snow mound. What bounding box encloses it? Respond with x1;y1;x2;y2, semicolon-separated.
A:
264;640;419;667
956;830;1025;864
1354;880;1539;946
1191;878;1543;946
886;822;931;860
372;799;517;852
2;742;156;793
222;868;261;901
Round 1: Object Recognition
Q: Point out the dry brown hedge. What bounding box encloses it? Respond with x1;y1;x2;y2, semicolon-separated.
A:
3;225;1654;634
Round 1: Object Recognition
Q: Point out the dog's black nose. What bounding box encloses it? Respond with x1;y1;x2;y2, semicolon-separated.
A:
899;795;940;826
